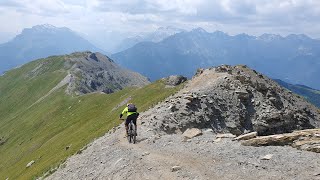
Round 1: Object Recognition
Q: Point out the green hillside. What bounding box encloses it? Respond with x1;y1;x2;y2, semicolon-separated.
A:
0;55;183;180
275;79;320;108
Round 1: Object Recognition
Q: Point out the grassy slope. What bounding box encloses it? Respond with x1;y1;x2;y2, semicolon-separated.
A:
274;79;320;108
0;56;183;179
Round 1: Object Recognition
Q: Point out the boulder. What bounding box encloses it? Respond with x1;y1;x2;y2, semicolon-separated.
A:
26;160;35;168
165;75;187;86
171;166;181;172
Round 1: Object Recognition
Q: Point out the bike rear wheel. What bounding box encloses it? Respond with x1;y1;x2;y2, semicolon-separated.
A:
128;123;134;143
127;129;132;143
132;124;136;144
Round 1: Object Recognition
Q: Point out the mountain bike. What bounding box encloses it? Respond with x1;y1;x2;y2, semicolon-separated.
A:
127;120;137;144
120;118;137;144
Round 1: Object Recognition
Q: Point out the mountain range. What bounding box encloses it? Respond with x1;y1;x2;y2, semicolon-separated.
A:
113;26;184;53
1;24;320;91
111;28;320;89
0;24;103;75
0;24;320;89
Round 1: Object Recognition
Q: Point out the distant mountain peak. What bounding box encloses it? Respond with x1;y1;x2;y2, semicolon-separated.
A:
257;33;313;42
33;24;57;29
235;33;251;37
191;27;207;33
113;26;185;52
286;34;311;41
0;24;104;74
65;51;150;94
148;26;184;42
21;24;71;35
156;26;184;32
257;33;283;41
212;30;229;37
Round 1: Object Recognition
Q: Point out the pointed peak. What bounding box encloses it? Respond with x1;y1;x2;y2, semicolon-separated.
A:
32;24;57;29
286;34;311;41
235;33;250;37
21;24;72;35
156;26;184;32
234;33;254;39
257;33;283;41
212;30;228;35
191;27;207;34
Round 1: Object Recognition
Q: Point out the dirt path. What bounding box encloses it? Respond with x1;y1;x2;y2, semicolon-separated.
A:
112;122;217;180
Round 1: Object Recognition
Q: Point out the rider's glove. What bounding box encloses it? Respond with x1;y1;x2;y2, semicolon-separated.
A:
119;114;123;119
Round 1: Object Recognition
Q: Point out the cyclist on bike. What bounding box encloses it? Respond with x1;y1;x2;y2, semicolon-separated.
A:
120;103;139;137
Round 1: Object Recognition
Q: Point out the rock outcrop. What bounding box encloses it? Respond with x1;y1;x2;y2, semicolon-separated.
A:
143;65;320;136
164;75;187;86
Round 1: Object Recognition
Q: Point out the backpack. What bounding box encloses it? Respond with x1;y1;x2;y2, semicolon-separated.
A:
127;104;137;112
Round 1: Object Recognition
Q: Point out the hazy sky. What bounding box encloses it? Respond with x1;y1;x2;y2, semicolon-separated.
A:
0;0;320;42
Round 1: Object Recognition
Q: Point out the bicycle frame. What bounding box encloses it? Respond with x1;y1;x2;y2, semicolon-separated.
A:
127;120;136;144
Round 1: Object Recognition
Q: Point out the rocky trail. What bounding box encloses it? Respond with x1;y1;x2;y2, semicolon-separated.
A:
47;120;320;180
47;65;320;180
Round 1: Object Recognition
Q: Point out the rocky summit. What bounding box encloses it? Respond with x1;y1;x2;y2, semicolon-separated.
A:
63;51;150;95
143;65;320;136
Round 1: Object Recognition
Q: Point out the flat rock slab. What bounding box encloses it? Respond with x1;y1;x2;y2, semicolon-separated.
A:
241;129;320;153
183;128;202;139
216;133;236;138
234;132;257;141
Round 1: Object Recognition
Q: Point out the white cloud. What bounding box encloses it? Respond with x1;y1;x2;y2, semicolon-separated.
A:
0;0;320;43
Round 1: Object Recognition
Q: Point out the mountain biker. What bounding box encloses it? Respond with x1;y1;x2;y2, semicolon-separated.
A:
120;103;139;137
